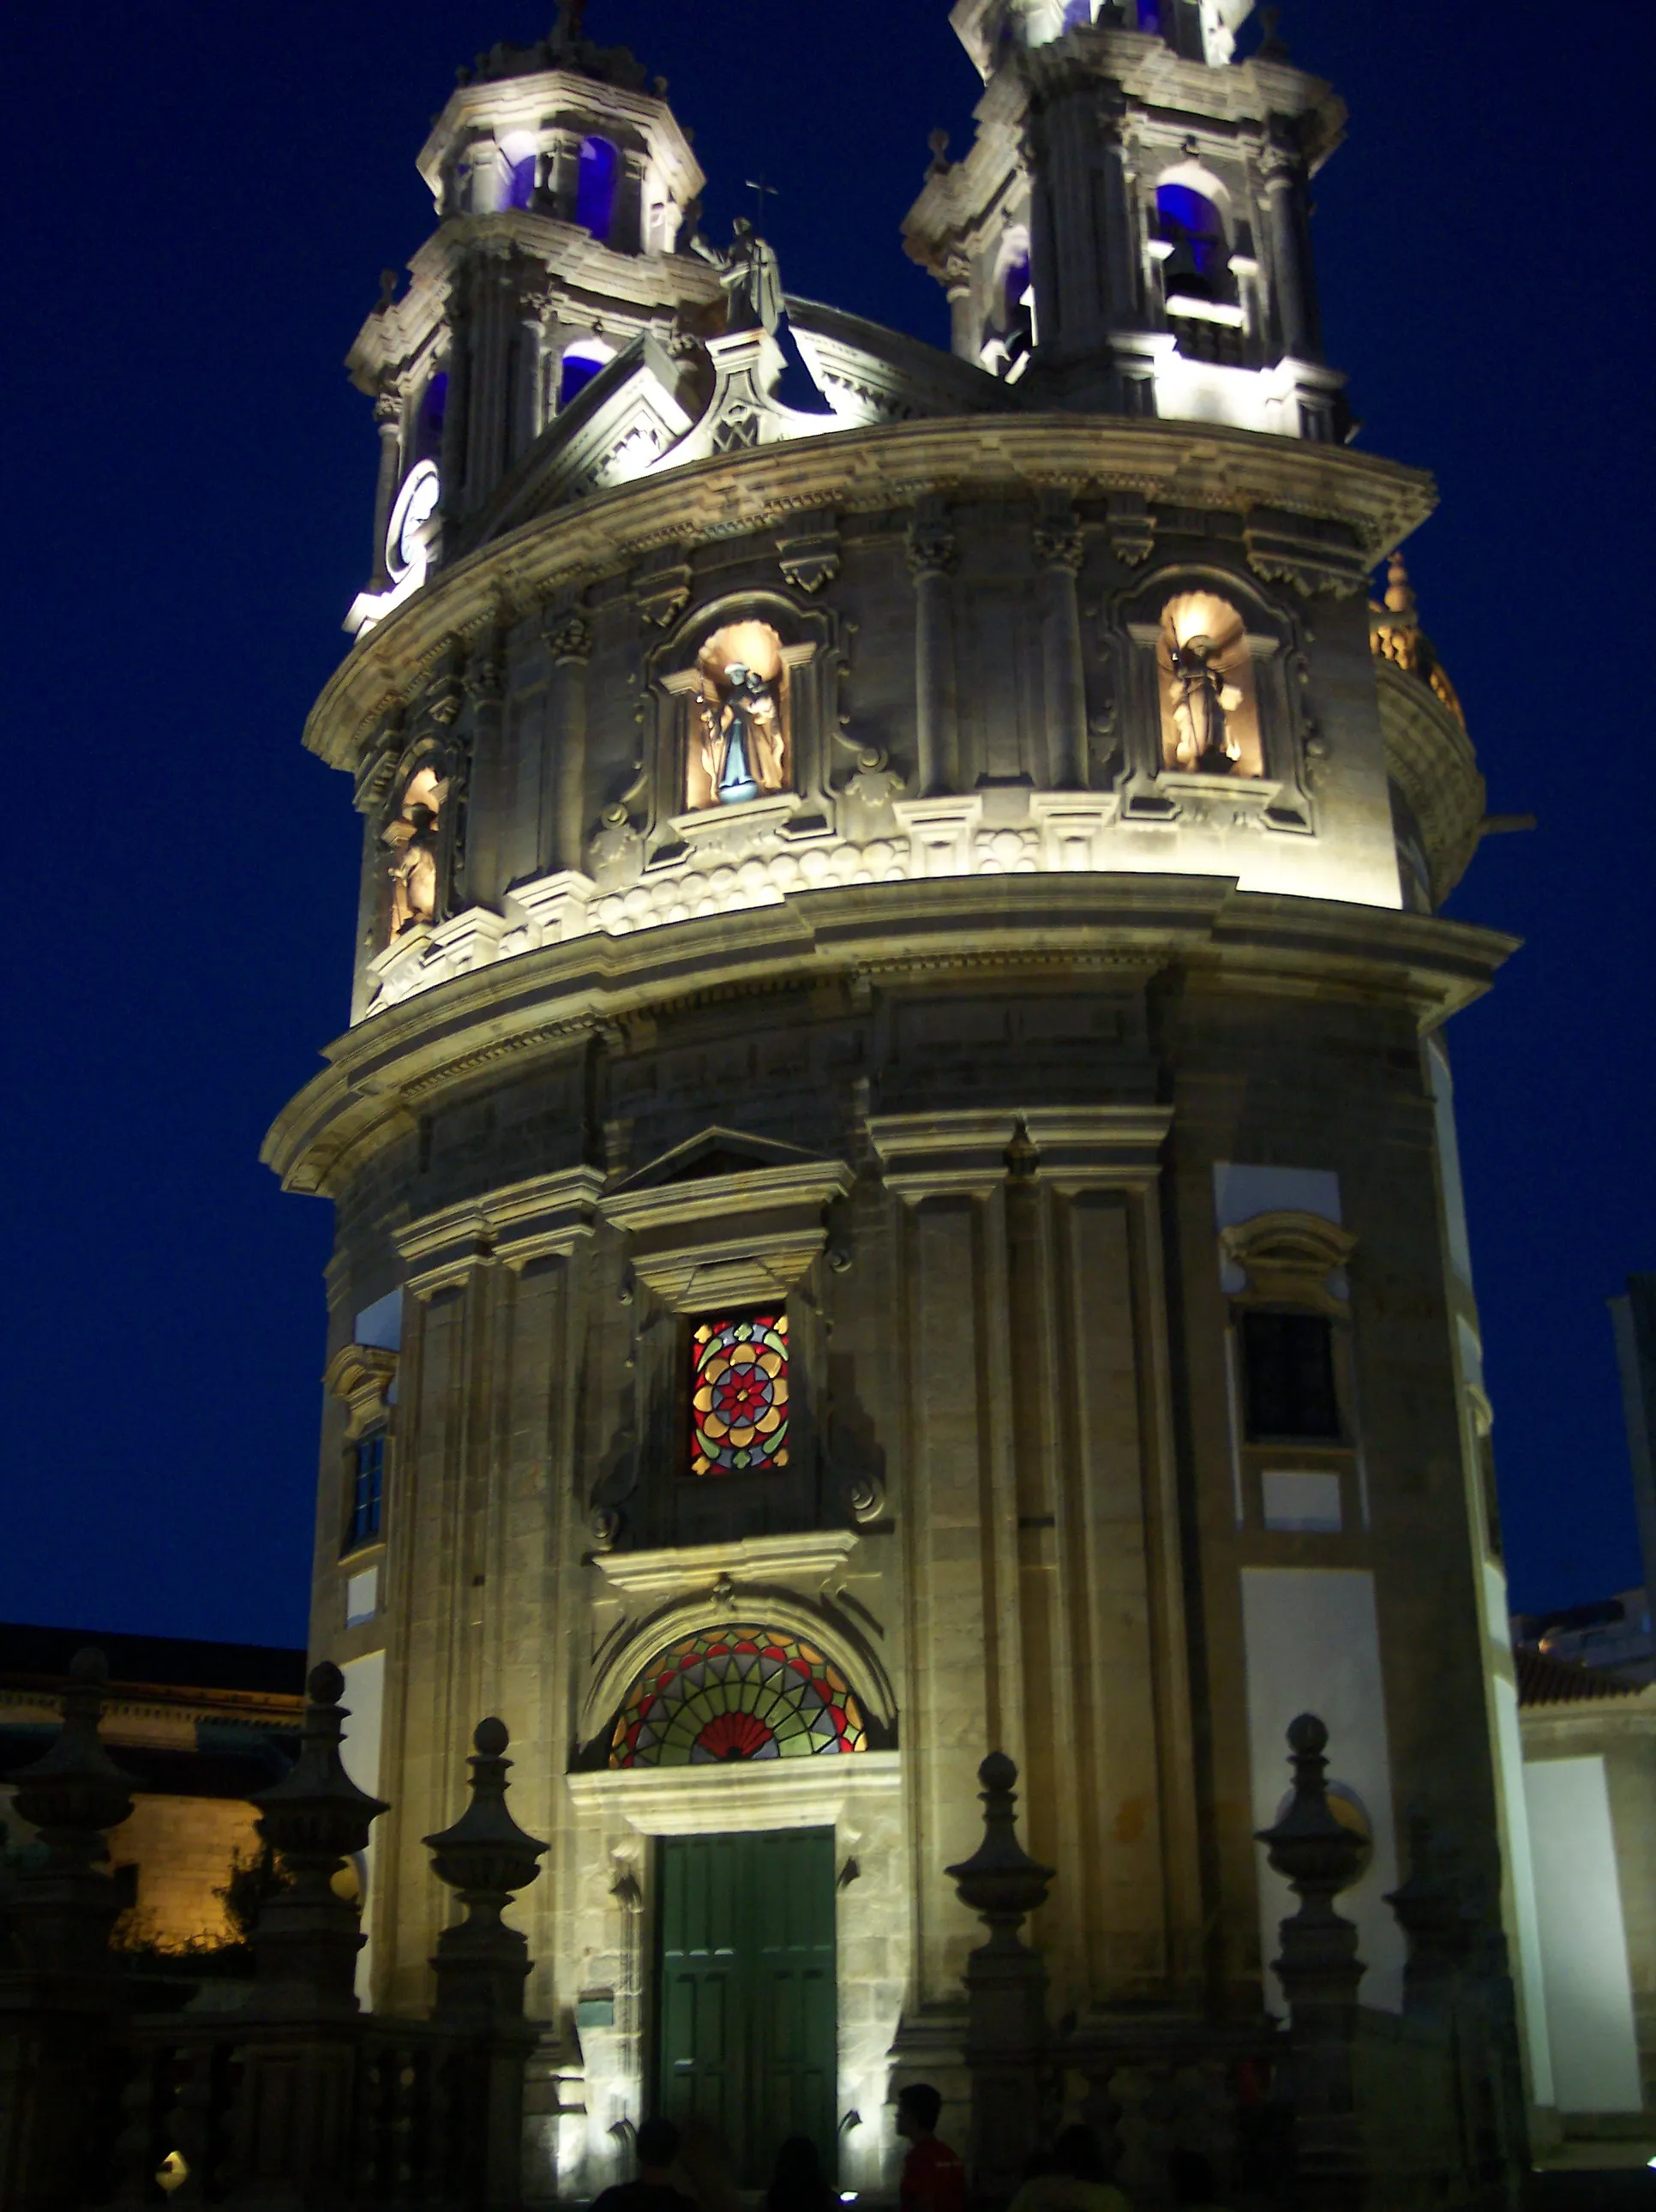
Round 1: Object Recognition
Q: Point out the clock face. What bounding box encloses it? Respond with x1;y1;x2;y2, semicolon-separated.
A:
387;460;441;580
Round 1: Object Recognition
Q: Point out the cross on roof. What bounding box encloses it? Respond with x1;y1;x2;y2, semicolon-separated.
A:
745;176;780;223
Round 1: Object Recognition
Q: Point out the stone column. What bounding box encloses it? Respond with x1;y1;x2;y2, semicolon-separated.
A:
465;249;517;511
906;512;959;796
440;286;471;524
544;608;592;875
1034;508;1088;789
1262;149;1322;363
514;292;547;460
461;628;508;908
944;253;976;361
369;388;404;586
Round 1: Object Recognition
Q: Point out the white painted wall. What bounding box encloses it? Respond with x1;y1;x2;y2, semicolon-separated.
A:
1524;1754;1641;2113
339;1650;387;2005
1240;1566;1405;2012
1493;1674;1555;2105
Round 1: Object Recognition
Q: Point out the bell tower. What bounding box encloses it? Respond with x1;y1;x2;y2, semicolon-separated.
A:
346;1;713;635
906;0;1347;435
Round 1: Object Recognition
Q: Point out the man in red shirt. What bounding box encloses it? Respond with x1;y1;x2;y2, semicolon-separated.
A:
897;2083;969;2212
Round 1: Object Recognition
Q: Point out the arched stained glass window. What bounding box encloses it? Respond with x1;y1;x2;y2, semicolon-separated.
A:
609;1626;867;1767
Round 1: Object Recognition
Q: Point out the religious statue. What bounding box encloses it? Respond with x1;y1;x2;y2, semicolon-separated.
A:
718;218;784;336
1165;633;1245;773
699;663;784;805
383;769;447;935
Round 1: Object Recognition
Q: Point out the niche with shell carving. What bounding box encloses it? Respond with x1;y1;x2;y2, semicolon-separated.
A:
1157;590;1263;778
381;762;449;940
687;621;793;811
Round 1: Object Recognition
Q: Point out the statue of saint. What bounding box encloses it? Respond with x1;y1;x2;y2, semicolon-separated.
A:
719;219;784;336
699;664;784;804
383;776;447;935
1166;634;1245;773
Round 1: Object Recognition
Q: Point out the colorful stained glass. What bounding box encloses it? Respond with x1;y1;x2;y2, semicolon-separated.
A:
690;1312;788;1476
609;1625;867;1768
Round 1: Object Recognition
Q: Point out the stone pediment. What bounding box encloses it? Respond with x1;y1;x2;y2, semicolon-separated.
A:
478;333;699;544
615;1126;835;1193
601;1127;853;1309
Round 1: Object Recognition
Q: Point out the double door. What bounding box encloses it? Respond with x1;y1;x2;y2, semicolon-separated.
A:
655;1827;837;2186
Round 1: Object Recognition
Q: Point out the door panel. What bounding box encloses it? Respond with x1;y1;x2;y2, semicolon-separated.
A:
656;1829;837;2185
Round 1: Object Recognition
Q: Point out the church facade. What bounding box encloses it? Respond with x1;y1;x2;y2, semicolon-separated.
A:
265;1;1542;2194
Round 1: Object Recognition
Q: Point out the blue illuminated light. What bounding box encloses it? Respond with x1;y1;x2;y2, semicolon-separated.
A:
576;136;620;241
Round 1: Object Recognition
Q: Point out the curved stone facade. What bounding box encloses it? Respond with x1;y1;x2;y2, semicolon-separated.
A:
273;6;1539;2199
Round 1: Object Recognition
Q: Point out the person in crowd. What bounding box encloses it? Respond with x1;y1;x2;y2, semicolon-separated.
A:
895;2083;969;2212
592;2119;701;2212
1169;2148;1227;2209
765;2133;836;2212
1005;2124;1127;2212
675;2113;744;2212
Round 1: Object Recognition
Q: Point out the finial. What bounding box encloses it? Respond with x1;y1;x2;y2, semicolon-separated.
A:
1383;550;1418;620
376;267;398;313
927;128;952;177
1258;6;1289;60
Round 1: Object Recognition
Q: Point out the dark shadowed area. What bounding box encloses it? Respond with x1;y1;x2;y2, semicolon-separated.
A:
5;2;1652;1643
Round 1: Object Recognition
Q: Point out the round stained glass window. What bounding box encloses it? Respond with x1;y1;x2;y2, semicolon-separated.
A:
609;1625;867;1768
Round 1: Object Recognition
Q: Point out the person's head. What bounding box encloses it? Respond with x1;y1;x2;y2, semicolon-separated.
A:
1053;2126;1107;2185
768;2137;823;2195
635;2119;681;2178
1169;2149;1218;2206
896;2083;943;2143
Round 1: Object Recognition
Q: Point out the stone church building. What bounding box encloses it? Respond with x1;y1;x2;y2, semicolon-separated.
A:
263;0;1540;2194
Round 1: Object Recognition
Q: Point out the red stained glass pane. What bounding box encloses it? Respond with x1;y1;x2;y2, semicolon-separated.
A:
609;1623;867;1768
690;1312;788;1476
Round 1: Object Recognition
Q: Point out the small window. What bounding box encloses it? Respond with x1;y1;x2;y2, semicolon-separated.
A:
689;1313;789;1476
575;135;621;242
346;1429;385;1550
1240;1311;1341;1442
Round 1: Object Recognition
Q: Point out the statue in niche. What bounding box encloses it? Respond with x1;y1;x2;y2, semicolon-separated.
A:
1166;634;1245;773
382;764;447;935
691;622;789;808
1157;591;1263;778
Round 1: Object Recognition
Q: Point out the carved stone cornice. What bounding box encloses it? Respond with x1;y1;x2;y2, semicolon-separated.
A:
263;884;1515;1201
303;418;1436;772
395;1166;605;1295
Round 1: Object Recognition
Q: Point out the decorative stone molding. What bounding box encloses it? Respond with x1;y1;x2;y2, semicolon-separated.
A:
867;1106;1170;1200
775;511;842;595
1220;1209;1358;1316
566;1752;902;1835
396;1166;605;1295
324;1343;398;1439
308;419;1437;773
598;1144;855;1311
1244;507;1371;598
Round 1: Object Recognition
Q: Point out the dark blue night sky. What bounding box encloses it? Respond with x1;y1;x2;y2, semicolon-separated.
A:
6;3;1652;1645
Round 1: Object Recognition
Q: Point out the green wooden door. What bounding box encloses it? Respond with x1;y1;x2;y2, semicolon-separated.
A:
656;1829;837;2185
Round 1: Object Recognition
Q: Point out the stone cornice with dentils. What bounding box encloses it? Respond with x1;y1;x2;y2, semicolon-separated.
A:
261;876;1515;1202
303;415;1436;774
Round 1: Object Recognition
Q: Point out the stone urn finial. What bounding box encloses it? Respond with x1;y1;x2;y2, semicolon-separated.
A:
424;1718;549;2020
6;1649;138;1970
249;1662;389;2012
1255;1714;1366;1902
945;1752;1055;1946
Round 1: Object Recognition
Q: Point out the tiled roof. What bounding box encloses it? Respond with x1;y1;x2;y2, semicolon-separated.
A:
0;1622;305;1701
1516;1645;1644;1708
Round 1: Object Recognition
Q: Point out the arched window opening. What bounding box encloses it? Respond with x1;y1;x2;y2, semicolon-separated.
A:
382;763;447;938
503;151;537;211
981;231;1035;382
1137;0;1161;29
1156;181;1232;303
1156;591;1263;778
576;135;621;242
688;622;791;809
609;1625;867;1767
411;371;447;467
557;339;614;410
1062;0;1094;26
